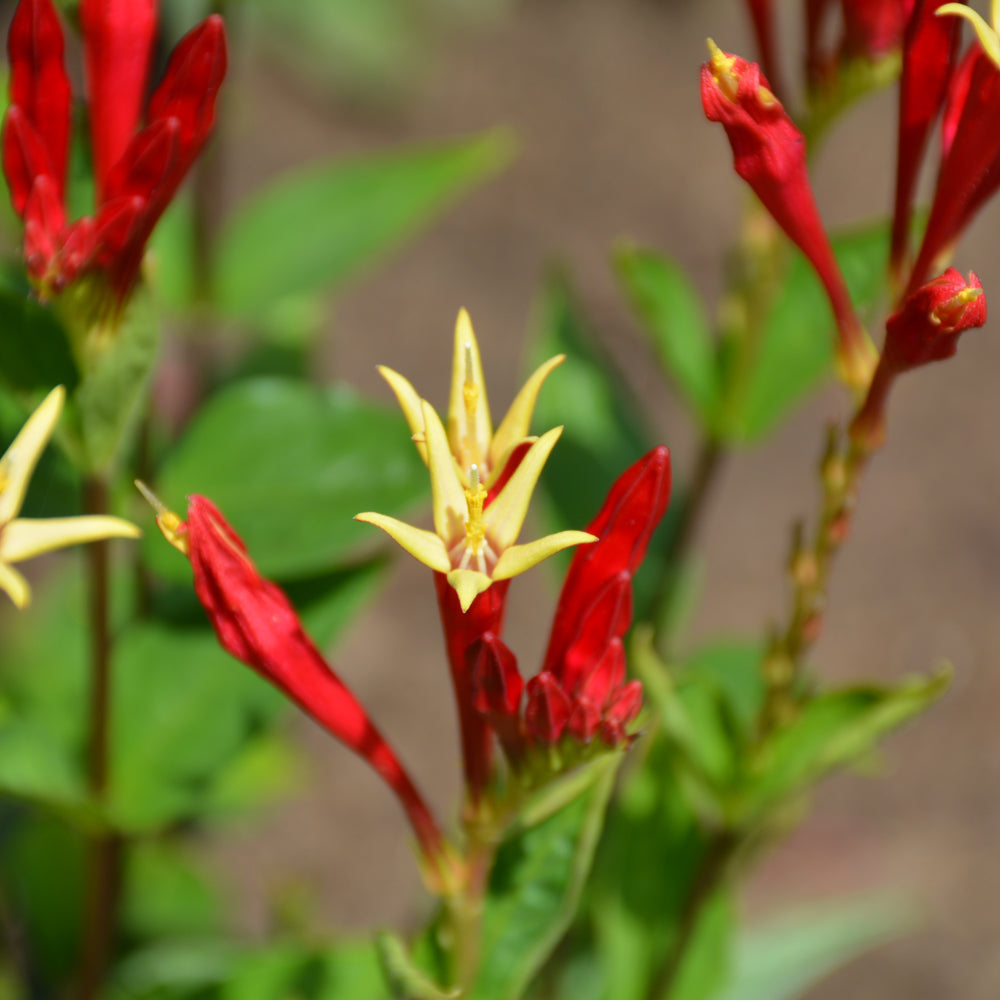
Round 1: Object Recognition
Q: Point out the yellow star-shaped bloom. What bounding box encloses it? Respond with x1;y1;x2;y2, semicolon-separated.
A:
356;311;595;611
938;1;1000;68
0;387;141;609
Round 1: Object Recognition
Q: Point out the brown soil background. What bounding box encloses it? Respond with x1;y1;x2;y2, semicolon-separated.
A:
200;1;1000;997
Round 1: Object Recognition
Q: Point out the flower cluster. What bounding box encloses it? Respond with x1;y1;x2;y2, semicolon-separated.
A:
2;0;226;312
143;314;670;847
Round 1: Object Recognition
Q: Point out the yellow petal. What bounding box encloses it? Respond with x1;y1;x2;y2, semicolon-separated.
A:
354;512;450;573
488;354;564;484
938;4;1000;68
485;426;563;553
493;530;597;581
0;560;30;609
379;365;428;465
422;400;467;546
0;386;64;526
447;309;492;471
446;567;494;612
0;515;141;563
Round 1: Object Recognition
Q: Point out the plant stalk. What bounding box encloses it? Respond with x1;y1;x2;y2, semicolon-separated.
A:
76;476;123;1000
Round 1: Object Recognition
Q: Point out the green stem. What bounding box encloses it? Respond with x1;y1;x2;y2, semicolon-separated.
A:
646;830;738;1000
75;476;122;1000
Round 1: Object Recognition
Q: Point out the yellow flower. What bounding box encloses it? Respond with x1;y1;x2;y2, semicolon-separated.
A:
938;2;1000;68
0;387;141;609
356;310;595;612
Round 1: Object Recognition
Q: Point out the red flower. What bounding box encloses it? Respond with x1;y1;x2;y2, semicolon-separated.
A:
2;0;226;307
851;268;986;447
701;41;877;389
744;0;787;102
145;492;447;876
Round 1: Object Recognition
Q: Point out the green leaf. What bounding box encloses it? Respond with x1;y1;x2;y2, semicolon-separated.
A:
0;266;78;393
213;131;513;322
70;292;160;473
122;841;224;941
146;377;428;582
665;891;734;1000
726;220;891;442
719;895;912;1000
681;641;765;740
616;247;718;429
741;669;950;821
0;719;87;811
470;755;619;1000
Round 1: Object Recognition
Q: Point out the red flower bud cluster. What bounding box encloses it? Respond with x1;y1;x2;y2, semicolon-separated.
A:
2;0;226;306
463;447;671;766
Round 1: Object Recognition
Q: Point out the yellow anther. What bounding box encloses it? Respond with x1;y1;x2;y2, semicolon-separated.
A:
464;464;487;552
707;38;740;102
135;479;189;555
462;342;479;419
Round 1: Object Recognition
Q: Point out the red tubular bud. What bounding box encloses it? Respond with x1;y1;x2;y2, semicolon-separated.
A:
701;44;876;386
525;673;571;746
851;269;986;448
891;0;963;276
469;632;523;718
184;496;445;868
6;0;71;204
146;16;227;167
884;267;986;372
80;0;157;203
543;446;670;678
606;680;644;729
909;48;1000;294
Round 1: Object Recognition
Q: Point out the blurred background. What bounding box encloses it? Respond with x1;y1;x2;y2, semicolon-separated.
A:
7;0;1000;996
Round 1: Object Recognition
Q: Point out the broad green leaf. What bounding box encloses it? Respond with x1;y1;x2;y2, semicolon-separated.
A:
0;266;78;393
122;841;224;941
213;131;513;321
471;754;620;1000
70;291;160;473
147;195;199;311
741;669;950;821
726;220;891;441
616;247;718;429
719;895;912;1000
146;378;428;581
